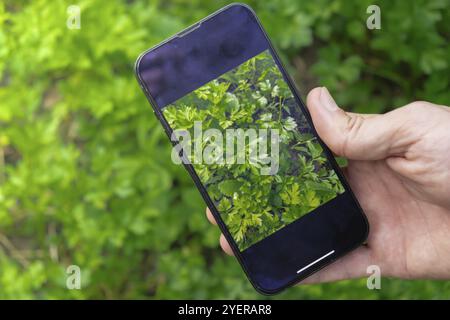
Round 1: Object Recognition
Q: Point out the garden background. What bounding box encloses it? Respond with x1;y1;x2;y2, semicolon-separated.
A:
0;0;449;299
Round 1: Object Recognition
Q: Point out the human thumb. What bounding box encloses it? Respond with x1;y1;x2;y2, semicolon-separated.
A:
306;87;406;160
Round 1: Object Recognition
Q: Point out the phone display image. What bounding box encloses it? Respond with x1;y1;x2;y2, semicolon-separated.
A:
163;50;345;251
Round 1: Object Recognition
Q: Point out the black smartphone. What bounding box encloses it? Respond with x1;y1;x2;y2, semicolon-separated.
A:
135;3;369;295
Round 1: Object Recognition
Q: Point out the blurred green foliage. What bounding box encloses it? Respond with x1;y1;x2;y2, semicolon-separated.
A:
0;0;449;299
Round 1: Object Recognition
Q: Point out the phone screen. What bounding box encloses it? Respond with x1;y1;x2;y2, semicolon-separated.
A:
136;4;368;294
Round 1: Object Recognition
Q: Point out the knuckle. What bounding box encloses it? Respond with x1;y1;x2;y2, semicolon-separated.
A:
404;101;433;113
400;101;442;125
340;115;364;157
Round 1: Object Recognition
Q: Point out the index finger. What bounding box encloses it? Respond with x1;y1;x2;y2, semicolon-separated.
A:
206;207;218;225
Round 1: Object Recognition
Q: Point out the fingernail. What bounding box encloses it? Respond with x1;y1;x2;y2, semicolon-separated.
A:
319;87;339;111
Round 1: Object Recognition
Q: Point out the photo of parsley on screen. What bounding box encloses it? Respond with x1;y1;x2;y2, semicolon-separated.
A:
163;50;344;251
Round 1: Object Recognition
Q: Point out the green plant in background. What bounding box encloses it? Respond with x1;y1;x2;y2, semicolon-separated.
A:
164;50;344;251
0;0;449;299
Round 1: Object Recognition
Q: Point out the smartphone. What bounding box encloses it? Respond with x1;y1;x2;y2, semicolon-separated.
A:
135;3;369;295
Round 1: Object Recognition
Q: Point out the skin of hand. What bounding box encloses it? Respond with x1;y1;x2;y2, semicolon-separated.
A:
205;87;450;283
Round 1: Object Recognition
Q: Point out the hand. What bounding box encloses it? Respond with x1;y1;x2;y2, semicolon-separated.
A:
206;87;450;283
